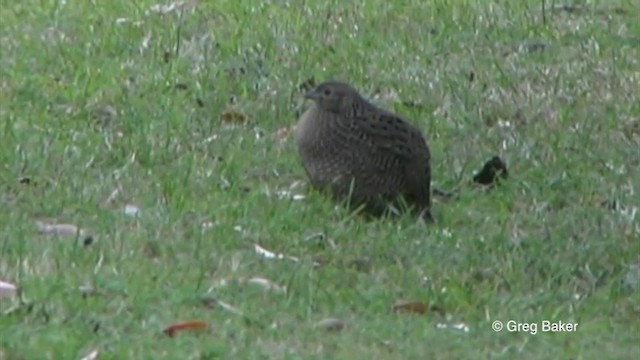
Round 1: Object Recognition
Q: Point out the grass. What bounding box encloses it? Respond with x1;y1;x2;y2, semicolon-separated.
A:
1;0;639;358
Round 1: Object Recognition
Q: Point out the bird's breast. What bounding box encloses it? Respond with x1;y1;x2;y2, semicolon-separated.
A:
294;107;318;145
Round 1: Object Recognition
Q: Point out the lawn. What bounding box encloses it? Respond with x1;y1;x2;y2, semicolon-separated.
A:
1;0;639;359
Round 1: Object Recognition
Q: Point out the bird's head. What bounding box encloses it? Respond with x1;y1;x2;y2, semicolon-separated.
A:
304;81;362;114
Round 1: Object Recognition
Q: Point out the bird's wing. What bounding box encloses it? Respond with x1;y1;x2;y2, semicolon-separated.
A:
350;111;430;162
351;110;432;209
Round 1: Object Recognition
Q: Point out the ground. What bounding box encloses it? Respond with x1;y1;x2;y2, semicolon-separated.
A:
0;0;639;359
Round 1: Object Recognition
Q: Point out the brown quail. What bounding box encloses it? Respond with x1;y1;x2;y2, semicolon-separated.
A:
294;81;432;221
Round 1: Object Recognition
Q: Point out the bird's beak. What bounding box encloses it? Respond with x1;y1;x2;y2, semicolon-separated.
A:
304;90;319;101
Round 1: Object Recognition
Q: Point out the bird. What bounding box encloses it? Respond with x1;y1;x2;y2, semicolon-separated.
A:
294;81;433;221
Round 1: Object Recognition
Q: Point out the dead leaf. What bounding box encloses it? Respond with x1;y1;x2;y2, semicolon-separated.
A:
0;280;17;299
392;301;427;315
163;320;208;337
36;221;82;237
472;155;508;187
247;277;286;294
18;177;33;185
220;110;247;125
314;318;345;332
36;220;94;245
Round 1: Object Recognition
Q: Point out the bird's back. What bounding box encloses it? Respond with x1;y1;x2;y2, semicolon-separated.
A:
351;103;431;215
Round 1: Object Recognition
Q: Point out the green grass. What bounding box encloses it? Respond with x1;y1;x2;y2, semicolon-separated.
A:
1;0;639;358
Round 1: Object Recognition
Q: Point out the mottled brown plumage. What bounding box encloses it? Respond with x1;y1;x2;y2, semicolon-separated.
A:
295;81;432;221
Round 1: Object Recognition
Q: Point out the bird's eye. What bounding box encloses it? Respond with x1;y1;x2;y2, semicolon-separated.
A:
323;89;331;96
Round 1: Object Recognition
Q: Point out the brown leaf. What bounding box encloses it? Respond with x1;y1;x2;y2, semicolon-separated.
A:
163;320;208;337
392;301;427;315
220;110;247;125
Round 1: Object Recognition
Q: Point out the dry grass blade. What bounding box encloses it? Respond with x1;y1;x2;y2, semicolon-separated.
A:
253;244;299;263
214;299;244;316
36;220;94;245
247;277;287;294
148;1;185;15
79;349;99;360
314;318;345;332
436;322;470;333
0;280;18;299
36;221;82;237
